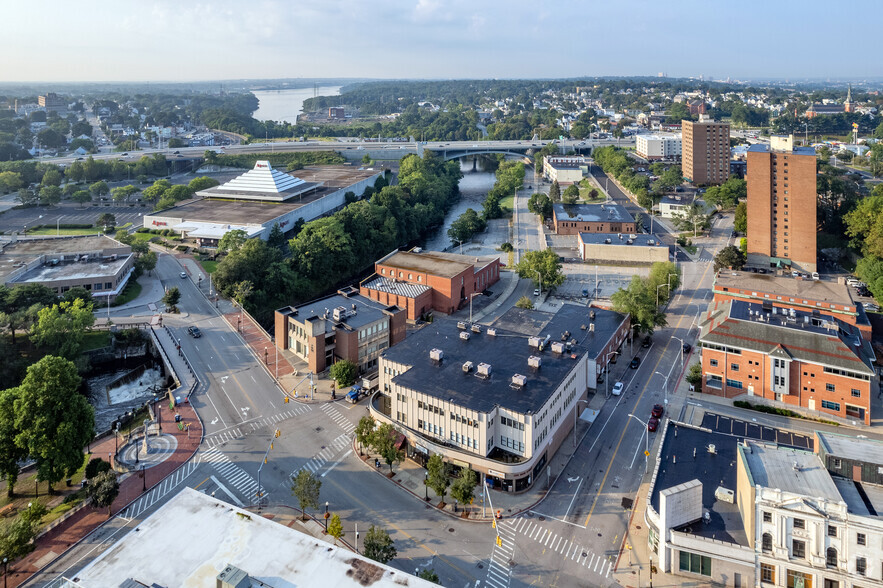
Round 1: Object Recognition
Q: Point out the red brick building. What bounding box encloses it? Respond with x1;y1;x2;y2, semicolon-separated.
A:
698;298;875;425
746;136;817;272
682;117;730;186
552;203;636;236
361;250;501;317
274;286;406;375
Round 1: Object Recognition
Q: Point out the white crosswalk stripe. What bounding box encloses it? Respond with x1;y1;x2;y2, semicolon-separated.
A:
483;518;515;588
118;458;200;520
504;515;613;579
289;433;351;479
245;405;313;433
200;446;264;504
321;403;356;434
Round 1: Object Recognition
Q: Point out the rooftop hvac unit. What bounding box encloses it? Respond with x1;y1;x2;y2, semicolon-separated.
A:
477;363;492;377
789;308;796;318
429;348;444;362
512;374;527;387
648;240;655;246
529;336;542;348
332;306;348;322
629;234;637;240
714;487;735;504
707;444;717;455
462;361;474;373
551;342;565;354
457;321;467;330
626;239;633;245
604;238;611;244
528;355;542;368
487;328;497;336
471;324;481;334
460;331;471;341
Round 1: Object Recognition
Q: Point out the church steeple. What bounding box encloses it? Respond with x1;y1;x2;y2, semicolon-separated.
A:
844;84;854;113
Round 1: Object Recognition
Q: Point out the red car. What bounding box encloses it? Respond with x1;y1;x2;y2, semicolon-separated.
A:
651;404;664;418
648;417;659;432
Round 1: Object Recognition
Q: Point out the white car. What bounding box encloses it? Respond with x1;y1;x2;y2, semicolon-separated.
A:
534;288;540;297
612;381;624;396
865;303;879;312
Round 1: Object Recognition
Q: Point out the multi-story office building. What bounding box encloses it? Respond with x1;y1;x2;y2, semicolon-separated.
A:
636;133;682;161
542;156;587;185
746;135;818;273
682;116;730;185
552;203;636;236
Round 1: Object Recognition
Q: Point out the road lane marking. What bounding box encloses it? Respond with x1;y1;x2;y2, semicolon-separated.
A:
321;449;352;477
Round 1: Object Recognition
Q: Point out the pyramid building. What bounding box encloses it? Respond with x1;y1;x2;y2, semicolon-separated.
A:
196;160;320;202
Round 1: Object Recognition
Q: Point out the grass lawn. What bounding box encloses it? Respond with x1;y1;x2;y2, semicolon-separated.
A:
81;331;111;351
0;455;90;529
112;279;143;307
499;194;515;213
133;232;154;242
200;260;219;274
27;227;103;236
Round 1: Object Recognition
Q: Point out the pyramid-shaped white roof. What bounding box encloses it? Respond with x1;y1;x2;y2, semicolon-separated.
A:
219;161;306;194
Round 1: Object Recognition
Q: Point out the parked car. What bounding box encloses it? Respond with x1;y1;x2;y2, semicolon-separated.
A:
648;417;659;432
612;381;624;396
187;326;201;338
641;337;651;348
630;356;641;369
865;303;880;312
180;271;187;278
534;288;540;297
682;343;692;354
811;272;820;280
651;404;664;418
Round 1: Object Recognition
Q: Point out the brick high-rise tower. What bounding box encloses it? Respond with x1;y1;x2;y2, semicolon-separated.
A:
682;115;730;186
746;135;817;273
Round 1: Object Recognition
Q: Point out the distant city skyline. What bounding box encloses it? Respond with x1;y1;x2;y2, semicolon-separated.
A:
3;0;878;83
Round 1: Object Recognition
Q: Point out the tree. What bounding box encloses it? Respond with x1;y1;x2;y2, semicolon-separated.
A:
562;184;580;204
89;180;109;198
527;192;552;218
514;249;565;292
648;261;681;296
448;208;486;244
734;201;747;233
13;356;94;492
0;171;23;193
267;223;288;252
611;275;667;335
218;229;248;253
685;363;703;389
188;176;220;192
61;286;93;307
71;190;92;206
548;180;561;202
137;250;158;276
16;189;37;207
327;513;345;543
714;245;746;272
114;229;135;245
0;502;47;564
355;415;375;456
232;280;253;311
515;296;534;309
31;298;96;360
84;456;112;479
450;468;478;513
330;359;357;388
38;185;62;206
500;242;513;253
704;177;746;209
96;212;116;230
369;422;404;474
36;128;64;149
86;470;119;516
418;569;441;584
0;388;26;497
290;469;321;520
671;203;710;237
361;153;372;165
162;286;181;311
111;185;138;203
426;454;450;502
363;525;397;564
141;179;171;204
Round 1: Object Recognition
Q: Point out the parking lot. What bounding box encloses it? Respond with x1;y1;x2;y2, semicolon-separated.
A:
0;202;149;234
700;412;814;450
554;261;650;301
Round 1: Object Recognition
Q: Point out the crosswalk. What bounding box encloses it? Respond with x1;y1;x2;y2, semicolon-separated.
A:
484;519;515;588
321;403;356;434
200;446;263;505
118;458;200;520
290;433;352;479
203;426;243;448
505;516;614;578
202;405;313;448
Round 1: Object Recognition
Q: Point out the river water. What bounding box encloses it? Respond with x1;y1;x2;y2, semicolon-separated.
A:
251;86;342;123
421;158;497;252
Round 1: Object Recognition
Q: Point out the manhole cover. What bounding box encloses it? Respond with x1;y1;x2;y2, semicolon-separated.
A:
448;528;455;533
315;427;322;432
597;533;602;537
538;516;545;521
509;560;517;567
636;525;642;530
526;512;534;518
582;552;588;558
477;563;483;569
320;446;326;450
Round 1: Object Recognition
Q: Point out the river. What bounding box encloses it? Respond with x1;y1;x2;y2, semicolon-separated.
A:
421;158;497;252
251;86;342;123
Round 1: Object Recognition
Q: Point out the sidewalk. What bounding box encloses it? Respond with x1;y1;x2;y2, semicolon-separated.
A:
8;401;203;588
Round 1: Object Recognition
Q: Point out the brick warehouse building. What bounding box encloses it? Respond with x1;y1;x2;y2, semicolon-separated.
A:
697;298;875;425
360;249;501;318
746;135;817;273
552;203;636;236
274;286;406;375
682;116;730;186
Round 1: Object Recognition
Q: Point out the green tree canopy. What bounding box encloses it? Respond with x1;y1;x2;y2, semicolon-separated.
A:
704;177;746;209
89;180;109;197
31;298;95;359
611;275;667;335
290;469;321;520
369;423;404;474
426;453;450;501
38;185;62;206
548;179;560;202
13;356;94;491
714;245;746;272
514;249;565;291
450;468;478;513
162;286;181;309
562;184;580;204
0;388;27;497
734;201;747;233
327;513;345;543
527;192;552;218
87;470;120;516
363;525;397;564
448;208;486;244
329;359;357;388
0;501;47;563
188;176;220;192
355;415;375;456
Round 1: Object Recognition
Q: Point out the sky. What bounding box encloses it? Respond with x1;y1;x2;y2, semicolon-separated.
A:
3;0;878;83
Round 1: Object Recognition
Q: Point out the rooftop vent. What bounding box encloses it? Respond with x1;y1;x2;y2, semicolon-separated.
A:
703;511;711;525
460;331;471;341
487;327;497;336
792;461;801;472
477;363;492;378
589;323;595;332
714;487;735;504
604;238;612;244
590;310;596;320
618;233;623;240
511;374;527;387
457;321;467;330
528;336;542;348
551;342;565;354
429;348;444;362
538;334;551;351
471;324;481;334
707;444;717;455
626;239;633;245
648;239;656;246
462;361;474;373
528;355;542;369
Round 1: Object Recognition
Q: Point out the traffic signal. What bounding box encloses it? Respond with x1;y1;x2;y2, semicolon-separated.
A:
270;442;274;450
492;520;496;529
495;536;502;547
284;396;289;404
275;429;281;438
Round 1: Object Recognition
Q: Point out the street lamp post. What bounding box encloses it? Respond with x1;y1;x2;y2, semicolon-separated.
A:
56;215;64;236
3;556;7;588
627;414;650;474
141;464;146;492
671;336;685;374
324;501;329;532
667;273;678;292
656;284;667;307
605;351;619;398
424;471;429;501
654;370;670;405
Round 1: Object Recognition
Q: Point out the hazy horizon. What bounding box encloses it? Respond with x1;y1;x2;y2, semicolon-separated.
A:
3;0;878;83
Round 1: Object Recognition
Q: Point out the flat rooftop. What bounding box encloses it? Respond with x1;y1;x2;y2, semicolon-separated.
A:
553;202;634;224
11;255;132;284
0;235;128;283
281;291;393;334
817;431;883;465
741;441;842;502
651;422;748;546
293;165;380;188
832;477;883;518
385;305;625;415
149;196;315;225
378;250;496;279
73;488;435;588
748;143;816;156
578;232;666;247
361;276;431;299
714;270;857;310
